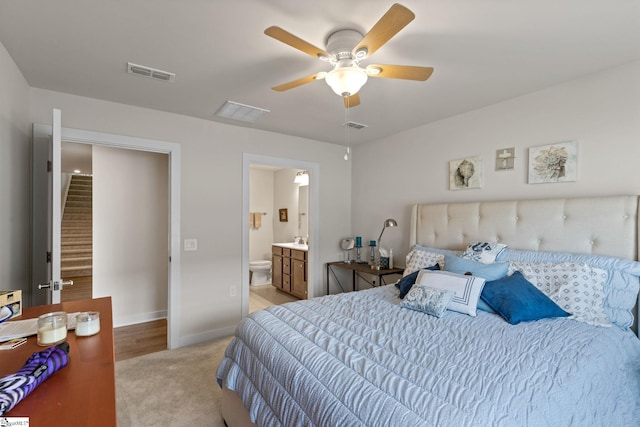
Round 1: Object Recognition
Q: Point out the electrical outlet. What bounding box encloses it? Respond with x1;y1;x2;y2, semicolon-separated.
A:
229;286;236;297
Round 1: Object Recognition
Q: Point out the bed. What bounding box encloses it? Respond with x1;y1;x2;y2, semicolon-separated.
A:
217;195;640;426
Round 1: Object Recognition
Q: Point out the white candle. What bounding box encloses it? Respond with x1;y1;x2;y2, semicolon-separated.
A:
38;325;67;345
37;311;68;346
75;312;100;337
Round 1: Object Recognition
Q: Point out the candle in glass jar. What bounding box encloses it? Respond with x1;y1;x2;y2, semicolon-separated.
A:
75;311;100;337
37;311;67;346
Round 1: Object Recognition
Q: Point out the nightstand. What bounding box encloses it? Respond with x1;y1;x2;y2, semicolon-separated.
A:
326;261;404;294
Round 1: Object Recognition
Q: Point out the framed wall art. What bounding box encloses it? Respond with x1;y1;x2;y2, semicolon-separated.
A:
279;208;288;222
495;147;515;171
449;156;482;190
528;141;577;184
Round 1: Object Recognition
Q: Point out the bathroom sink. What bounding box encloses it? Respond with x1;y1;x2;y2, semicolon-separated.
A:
273;242;308;251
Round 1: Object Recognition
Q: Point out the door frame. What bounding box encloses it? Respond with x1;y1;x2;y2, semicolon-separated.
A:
242;153;320;316
33;124;182;349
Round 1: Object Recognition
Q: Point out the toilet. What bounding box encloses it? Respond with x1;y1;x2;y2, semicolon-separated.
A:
249;260;272;286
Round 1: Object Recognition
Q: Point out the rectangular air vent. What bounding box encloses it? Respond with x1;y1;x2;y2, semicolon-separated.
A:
127;63;175;82
215;100;270;123
344;121;368;130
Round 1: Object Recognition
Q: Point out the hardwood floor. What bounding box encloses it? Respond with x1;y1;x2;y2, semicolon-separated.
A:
114;318;167;362
61;275;92;302
249;285;299;313
113;285;297;361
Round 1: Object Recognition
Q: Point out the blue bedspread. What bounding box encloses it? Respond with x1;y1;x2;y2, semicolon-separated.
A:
216;285;640;426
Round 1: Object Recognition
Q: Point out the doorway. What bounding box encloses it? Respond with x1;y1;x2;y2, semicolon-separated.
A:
59;142;94;302
248;165;308;311
242;154;320;317
32;124;182;349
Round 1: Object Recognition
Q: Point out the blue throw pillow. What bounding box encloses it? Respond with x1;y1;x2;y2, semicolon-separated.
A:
480;271;570;325
443;254;509;281
398;264;440;299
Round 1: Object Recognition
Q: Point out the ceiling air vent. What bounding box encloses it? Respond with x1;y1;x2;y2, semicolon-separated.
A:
344;121;368;130
127;63;175;82
215;100;270;123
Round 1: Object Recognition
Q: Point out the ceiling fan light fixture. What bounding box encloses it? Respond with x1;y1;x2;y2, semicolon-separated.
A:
325;65;368;97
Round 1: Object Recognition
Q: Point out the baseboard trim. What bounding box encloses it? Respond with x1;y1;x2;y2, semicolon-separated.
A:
113;310;167;328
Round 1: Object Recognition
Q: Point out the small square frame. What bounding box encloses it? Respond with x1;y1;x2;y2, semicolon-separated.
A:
495;147;515;171
279;208;288;222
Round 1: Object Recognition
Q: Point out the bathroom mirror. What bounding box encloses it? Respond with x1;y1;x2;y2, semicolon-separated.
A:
298;185;309;238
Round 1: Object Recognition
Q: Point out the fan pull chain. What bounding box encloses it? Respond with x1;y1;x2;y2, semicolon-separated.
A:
344;97;350;160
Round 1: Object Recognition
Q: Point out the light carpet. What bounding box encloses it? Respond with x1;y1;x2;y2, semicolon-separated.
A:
116;335;233;427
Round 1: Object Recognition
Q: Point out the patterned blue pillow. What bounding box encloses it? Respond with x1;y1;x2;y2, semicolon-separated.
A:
462;241;507;264
401;285;453;318
397;264;440;299
481;271;569;325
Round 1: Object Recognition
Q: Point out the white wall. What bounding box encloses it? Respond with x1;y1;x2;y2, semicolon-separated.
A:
29;88;351;346
0;41;31;294
352;61;640;265
249;168;274;262
93;146;169;327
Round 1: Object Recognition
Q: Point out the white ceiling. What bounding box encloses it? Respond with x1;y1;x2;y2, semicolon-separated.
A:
1;1;639;146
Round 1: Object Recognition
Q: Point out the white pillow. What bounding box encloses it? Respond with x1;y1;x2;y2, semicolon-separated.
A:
416;270;486;316
462;241;507;264
508;261;611;327
404;249;444;277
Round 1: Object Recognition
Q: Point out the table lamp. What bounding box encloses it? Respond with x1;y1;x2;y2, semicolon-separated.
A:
377;218;398;246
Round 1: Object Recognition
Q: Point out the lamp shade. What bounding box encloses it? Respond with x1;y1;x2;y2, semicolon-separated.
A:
384;219;398;228
325;65;368;97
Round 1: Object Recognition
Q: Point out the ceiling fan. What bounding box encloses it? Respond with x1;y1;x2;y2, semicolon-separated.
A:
265;3;433;108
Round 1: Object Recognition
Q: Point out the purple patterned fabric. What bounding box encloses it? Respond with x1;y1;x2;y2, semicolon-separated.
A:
0;342;69;415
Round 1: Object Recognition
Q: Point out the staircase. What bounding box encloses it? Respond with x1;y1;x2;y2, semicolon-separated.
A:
61;175;93;277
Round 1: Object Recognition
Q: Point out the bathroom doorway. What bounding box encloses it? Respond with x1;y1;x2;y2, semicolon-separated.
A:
242;154;320;317
248;165;307;312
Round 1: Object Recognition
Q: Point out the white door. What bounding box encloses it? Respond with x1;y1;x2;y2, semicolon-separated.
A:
31;109;72;305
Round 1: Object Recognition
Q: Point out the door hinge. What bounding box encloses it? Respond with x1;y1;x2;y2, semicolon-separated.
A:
46;251;52;263
47;160;52;172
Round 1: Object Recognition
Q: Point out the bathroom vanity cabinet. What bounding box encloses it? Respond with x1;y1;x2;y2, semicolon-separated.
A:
272;245;307;299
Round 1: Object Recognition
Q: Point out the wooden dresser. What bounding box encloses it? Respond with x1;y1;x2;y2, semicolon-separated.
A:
0;297;116;425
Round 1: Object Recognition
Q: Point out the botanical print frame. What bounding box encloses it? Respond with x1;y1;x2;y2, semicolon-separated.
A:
279;208;288;222
449;156;483;190
495;147;515;171
528;141;577;184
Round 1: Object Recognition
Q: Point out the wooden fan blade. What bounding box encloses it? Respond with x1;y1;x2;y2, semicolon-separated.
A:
272;73;324;92
265;26;329;59
343;93;360;108
367;64;434;81
353;4;415;57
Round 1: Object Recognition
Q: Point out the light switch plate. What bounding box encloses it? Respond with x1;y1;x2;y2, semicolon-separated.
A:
184;239;198;251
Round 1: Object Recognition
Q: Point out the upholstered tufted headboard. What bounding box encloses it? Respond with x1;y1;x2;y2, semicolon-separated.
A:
410;195;640;333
